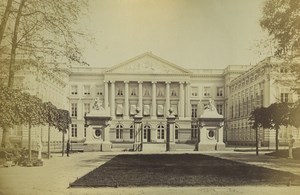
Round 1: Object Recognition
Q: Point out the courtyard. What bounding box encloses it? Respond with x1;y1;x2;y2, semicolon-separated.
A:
1;150;300;194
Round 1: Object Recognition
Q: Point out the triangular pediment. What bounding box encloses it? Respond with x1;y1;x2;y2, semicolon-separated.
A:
105;52;191;74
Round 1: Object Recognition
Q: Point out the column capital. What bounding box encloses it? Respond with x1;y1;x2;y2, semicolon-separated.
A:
124;80;129;84
104;80;109;84
185;81;190;85
152;81;157;84
165;81;171;84
138;81;143;84
179;81;185;85
110;80;115;84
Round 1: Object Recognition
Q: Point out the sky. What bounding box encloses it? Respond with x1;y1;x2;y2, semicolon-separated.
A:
79;0;270;69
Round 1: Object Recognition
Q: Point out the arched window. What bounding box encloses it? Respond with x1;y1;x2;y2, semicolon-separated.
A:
157;125;165;139
116;125;123;139
129;125;134;139
144;125;151;140
175;125;179;140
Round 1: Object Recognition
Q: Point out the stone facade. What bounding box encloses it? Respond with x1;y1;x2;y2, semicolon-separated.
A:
1;52;299;150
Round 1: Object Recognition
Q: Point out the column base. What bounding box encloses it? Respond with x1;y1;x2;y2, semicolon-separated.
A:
133;143;142;151
166;143;176;151
216;142;226;151
84;143;101;152
101;142;112;152
197;143;216;151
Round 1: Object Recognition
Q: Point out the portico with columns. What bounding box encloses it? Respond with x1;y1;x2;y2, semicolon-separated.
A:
69;52;226;149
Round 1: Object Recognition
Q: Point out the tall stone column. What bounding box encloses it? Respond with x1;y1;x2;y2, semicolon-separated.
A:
165;81;170;116
124;81;129;119
179;81;185;119
138;81;143;112
104;81;109;110
185;82;191;118
151;81;157;119
102;120;112;151
133;108;143;151
166;109;176;151
110;81;115;119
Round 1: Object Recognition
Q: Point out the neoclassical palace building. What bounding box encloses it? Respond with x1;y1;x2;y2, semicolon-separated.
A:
68;52;299;149
1;52;299;150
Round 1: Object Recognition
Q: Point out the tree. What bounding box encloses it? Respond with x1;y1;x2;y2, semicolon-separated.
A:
289;101;300;128
17;92;44;160
56;109;71;157
0;85;23;147
268;102;290;152
42;102;58;159
0;0;90;145
260;0;300;56
249;107;271;155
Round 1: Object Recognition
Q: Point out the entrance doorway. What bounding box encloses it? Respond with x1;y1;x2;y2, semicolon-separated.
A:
143;125;151;142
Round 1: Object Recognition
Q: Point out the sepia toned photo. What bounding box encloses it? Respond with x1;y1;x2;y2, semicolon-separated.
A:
0;0;300;194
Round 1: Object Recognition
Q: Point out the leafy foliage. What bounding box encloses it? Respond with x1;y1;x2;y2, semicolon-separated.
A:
260;0;300;55
56;109;71;133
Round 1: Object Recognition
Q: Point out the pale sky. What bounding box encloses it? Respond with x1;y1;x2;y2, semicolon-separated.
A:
79;0;270;69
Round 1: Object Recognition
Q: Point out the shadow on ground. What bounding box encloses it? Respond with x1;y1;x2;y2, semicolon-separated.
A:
70;153;300;187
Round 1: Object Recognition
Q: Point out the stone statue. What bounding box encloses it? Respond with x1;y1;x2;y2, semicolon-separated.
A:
92;98;104;111
37;139;42;160
205;98;216;111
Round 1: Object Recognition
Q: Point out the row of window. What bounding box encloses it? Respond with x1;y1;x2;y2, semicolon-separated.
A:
191;104;223;118
71;124;180;139
71;103;224;118
71;85;224;98
191;87;224;97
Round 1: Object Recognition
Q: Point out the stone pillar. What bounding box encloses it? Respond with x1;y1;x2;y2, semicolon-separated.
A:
179;82;185;119
216;122;225;150
138;81;143;112
133;108;143;151
124;81;129;119
185;82;191;118
165;81;170;116
104;81;109;110
166;109;176;151
151;81;157;119
102;121;112;151
110;81;115;118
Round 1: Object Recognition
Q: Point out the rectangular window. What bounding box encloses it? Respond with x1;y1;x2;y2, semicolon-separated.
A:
84;128;86;137
217;104;223;115
130;87;137;96
191;124;198;138
175;129;179;140
280;88;292;103
96;85;103;96
71;85;78;95
71;103;77;117
281;93;289;102
130;128;133;139
84;103;90;114
117;87;124;96
84;85;91;95
191;104;197;118
191;87;198;97
217;87;223;97
203;87;211;97
71;124;77;137
116;129;123;139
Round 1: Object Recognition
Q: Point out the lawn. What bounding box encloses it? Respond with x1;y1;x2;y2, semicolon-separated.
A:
70;153;300;187
266;147;300;160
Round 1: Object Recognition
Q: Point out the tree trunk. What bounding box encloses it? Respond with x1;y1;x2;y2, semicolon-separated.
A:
275;128;279;152
0;0;13;47
0;126;10;148
28;122;31;161
47;124;50;159
7;0;26;88
62;131;65;157
255;127;259;156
